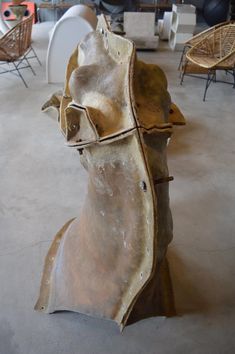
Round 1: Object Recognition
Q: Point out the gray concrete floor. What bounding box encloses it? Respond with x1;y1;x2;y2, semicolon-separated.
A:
0;22;235;354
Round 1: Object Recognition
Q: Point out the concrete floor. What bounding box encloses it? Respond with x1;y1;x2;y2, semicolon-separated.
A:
0;22;235;354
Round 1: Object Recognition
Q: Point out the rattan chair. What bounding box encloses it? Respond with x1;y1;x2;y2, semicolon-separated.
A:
178;21;230;72
0;15;39;87
180;24;235;101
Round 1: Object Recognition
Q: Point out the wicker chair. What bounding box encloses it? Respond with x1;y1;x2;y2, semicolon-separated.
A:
178;21;230;71
180;24;235;101
0;15;39;87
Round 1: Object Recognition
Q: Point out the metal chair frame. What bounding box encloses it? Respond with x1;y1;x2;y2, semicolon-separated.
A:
26;45;42;66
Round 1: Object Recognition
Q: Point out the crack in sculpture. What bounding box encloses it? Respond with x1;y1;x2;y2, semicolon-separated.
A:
36;15;185;331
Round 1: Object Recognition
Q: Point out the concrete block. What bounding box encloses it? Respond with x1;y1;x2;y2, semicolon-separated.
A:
171;12;196;32
172;4;196;13
124;12;155;37
169;31;193;51
169;4;196;51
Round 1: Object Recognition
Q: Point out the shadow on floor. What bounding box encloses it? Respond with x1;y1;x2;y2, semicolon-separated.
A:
168;248;210;316
168;119;204;156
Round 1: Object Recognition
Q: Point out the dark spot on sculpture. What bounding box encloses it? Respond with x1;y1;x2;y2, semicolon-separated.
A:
170;109;174;114
139;181;147;192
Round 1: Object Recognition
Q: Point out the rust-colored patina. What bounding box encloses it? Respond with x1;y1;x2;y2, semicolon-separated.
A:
36;16;185;330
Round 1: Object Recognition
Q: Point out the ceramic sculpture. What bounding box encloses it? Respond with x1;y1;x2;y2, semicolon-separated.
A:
36;16;185;330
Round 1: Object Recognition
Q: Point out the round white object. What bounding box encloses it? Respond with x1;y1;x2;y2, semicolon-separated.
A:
47;5;97;83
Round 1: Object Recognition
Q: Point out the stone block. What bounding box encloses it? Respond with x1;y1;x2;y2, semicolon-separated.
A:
124;12;155;37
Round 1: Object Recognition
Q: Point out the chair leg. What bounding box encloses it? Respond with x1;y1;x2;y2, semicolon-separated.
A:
213;71;217;82
12;62;28;88
30;46;42;66
24;57;36;76
178;45;186;72
233;68;235;88
203;70;214;101
180;59;188;85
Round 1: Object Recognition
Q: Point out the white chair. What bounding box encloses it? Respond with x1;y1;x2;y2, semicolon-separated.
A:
46;5;97;83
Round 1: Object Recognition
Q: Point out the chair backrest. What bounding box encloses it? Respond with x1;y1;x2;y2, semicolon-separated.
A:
19;14;34;55
0;14;33;61
186;21;230;47
187;24;235;68
200;24;235;59
215;24;235;58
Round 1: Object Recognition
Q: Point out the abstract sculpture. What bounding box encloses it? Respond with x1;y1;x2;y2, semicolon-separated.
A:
36;16;185;330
